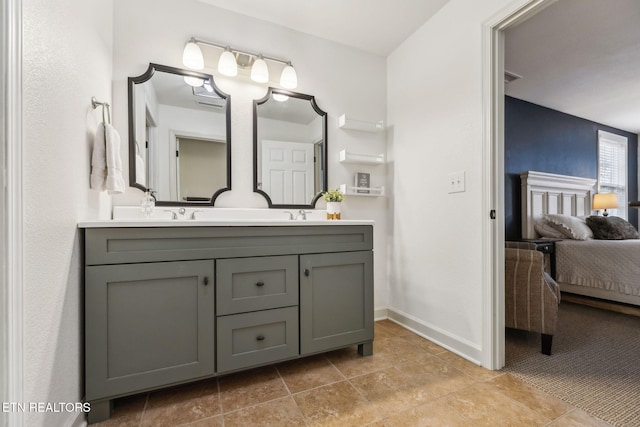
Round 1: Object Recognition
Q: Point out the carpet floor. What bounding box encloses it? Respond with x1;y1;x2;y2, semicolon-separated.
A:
504;301;640;427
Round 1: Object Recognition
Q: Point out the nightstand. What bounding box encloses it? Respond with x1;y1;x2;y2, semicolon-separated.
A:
519;239;560;279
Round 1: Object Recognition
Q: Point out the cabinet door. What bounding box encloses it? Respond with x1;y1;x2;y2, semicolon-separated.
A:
85;260;215;401
300;251;373;355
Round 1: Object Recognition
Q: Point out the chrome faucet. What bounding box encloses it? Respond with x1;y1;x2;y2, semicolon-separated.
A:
190;210;203;220
284;211;297;220
164;207;187;220
298;210;311;220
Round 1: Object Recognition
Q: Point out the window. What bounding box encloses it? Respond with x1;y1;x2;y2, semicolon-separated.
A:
597;130;628;220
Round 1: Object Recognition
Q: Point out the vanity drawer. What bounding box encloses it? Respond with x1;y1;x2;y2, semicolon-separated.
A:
216;255;298;315
217;306;299;373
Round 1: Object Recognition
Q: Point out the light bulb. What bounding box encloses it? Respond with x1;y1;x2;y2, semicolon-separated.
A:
218;47;238;77
251;55;269;83
183;40;204;70
273;93;289;102
184;76;204;87
280;63;297;89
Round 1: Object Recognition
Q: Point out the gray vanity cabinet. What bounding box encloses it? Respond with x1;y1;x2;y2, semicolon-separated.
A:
85;260;215;419
83;225;373;424
300;251;374;356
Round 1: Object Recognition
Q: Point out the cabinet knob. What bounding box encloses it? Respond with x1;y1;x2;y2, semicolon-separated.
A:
304;269;310;277
256;334;265;341
203;276;209;286
256;281;265;287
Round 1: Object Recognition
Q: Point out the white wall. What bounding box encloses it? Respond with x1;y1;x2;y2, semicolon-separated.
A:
112;0;389;309
387;0;518;362
22;0;113;425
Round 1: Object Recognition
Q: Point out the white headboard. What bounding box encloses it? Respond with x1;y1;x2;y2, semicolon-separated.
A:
521;171;596;239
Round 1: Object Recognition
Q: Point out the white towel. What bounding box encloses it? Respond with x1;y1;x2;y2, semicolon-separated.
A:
90;123;107;191
105;124;125;194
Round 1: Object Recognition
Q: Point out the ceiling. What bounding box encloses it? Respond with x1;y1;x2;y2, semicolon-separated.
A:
196;0;451;56
193;0;640;134
505;0;640;134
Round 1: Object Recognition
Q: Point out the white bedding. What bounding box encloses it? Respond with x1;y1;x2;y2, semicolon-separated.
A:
556;239;640;298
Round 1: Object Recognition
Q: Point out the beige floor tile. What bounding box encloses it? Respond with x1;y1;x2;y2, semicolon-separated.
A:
398;333;448;355
92;394;147;427
223;396;306;427
442;381;551;427
326;336;425;378
435;351;501;381
294;380;383;426
375;320;414;337
218;366;289;413
351;356;476;416
141;379;220;427
487;373;572;420
277;355;345;394
370;396;478;427
183;415;224;427
547;409;614;427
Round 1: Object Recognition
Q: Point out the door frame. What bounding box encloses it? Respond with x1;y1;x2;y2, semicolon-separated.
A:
2;0;23;425
482;0;558;369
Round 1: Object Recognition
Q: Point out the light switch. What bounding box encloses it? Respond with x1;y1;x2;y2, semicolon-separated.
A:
448;171;465;193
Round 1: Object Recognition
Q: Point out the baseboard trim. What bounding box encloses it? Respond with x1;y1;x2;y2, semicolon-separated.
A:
385;307;483;365
374;307;388;321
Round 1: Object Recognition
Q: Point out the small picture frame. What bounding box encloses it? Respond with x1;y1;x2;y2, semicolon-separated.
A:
355;172;370;194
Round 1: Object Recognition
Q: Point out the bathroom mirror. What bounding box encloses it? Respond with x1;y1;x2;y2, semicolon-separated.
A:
253;88;327;208
128;63;231;205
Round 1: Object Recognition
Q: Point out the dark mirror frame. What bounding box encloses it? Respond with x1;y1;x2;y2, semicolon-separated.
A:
253;88;328;209
128;63;232;206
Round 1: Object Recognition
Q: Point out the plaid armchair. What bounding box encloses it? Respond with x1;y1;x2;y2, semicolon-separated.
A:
505;242;561;355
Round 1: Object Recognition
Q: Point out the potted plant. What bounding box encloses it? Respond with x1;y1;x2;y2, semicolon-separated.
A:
322;188;344;220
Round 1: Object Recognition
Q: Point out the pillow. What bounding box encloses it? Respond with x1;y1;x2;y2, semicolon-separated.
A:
533;217;566;239
585;216;639;240
543;214;593;240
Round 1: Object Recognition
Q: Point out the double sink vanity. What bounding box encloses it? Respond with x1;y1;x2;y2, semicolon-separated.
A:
79;210;374;424
82;62;375;423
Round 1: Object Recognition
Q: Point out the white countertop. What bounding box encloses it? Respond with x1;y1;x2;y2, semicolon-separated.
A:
78;219;374;228
78;206;374;228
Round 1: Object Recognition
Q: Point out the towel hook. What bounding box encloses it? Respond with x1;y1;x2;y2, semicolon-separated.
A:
91;96;111;124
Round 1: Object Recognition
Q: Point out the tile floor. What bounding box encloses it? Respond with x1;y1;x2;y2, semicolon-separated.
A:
93;320;612;426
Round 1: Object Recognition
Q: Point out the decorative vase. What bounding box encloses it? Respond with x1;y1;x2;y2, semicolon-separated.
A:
326;202;341;220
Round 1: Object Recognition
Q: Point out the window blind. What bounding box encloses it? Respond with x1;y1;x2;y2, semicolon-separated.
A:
598;131;628;220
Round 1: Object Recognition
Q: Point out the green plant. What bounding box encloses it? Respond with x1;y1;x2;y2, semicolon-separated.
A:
322;188;344;202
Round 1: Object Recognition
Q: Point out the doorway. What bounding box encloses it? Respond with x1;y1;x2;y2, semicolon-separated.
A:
483;0;557;370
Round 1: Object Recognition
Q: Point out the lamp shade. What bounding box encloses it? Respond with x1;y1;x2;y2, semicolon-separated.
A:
593;193;619;210
280;63;297;89
251;56;269;83
183;41;204;70
218;48;238;77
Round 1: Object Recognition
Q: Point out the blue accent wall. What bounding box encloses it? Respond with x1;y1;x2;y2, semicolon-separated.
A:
505;96;638;240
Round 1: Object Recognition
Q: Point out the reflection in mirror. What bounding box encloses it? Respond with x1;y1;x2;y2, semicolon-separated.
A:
253;88;327;208
128;63;231;205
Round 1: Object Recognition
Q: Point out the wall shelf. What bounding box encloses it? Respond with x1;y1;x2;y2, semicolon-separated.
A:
339;149;385;165
338;114;385;132
339;184;385;197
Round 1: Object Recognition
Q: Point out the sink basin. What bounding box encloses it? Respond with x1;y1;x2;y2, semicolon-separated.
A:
113;206;328;222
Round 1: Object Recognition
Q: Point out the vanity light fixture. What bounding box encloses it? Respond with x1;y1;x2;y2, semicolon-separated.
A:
183;39;204;70
182;37;298;89
218;46;238;77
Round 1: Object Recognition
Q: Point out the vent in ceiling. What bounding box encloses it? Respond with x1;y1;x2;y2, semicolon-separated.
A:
196;100;224;109
504;70;523;84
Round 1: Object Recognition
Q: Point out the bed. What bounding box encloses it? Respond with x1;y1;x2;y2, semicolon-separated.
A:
520;170;640;306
